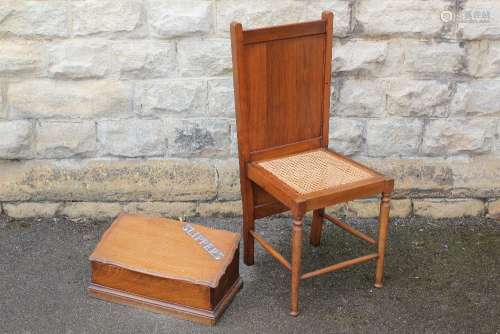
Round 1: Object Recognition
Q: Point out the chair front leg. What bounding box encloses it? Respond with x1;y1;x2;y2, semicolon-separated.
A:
290;215;304;316
309;208;324;246
375;192;391;288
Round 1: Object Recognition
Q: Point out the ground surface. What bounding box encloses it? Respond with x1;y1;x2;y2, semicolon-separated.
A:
1;214;499;334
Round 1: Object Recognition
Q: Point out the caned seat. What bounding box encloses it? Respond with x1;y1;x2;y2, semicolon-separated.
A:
230;11;395;317
256;149;375;195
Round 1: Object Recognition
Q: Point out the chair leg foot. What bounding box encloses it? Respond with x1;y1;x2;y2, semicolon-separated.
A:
243;254;254;266
243;230;254;266
375;192;391;288
309;209;324;247
290;217;303;316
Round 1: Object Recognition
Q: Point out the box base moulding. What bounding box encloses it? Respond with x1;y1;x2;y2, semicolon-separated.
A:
88;277;243;326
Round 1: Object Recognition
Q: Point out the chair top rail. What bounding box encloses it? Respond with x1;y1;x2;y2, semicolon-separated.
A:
242;20;326;45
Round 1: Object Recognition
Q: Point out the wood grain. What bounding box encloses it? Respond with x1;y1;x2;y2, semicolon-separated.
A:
243;20;326;45
89;213;240;288
375;193;391;288
88;214;242;325
231;11;395;316
324;213;376;245
250;230;291;270
301;253;379;280
310;208;324;246
89;277;243;326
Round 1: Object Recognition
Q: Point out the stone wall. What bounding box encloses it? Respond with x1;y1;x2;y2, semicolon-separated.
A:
1;0;499;220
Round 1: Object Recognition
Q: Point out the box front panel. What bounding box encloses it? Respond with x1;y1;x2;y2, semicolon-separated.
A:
91;262;212;310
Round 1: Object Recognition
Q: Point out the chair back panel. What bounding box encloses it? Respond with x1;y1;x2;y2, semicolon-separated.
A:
244;35;325;152
231;14;333;162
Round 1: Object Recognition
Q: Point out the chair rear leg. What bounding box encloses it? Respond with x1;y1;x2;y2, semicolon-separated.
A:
375;192;391;288
309;208;324;246
243;209;255;266
290;216;304;316
242;181;255;266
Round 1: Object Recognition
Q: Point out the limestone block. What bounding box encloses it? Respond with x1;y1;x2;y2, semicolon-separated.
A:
36;121;96;159
0;120;32;159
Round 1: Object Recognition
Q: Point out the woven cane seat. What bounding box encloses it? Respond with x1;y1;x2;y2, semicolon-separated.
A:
257;149;375;195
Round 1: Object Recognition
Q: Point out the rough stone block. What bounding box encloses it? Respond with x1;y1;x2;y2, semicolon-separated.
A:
71;0;144;36
48;39;177;80
148;0;212;38
333;40;389;74
386;80;452;117
450;80;500;117
487;199;500;218
135;80;206;116
347;198;412;218
215;160;240;201
413;199;484;218
60;202;122;219
422;119;495;156
303;0;351;36
8;80;132;119
3;202;61;219
403;40;465;74
366;119;423;157
47;40;111;79
334;79;386;117
365;158;500;199
458;1;500;40
0;159;217;202
125;202;197;219
0;120;32;159
329;118;365;156
177;39;232;77
208;79;235;117
0;41;43;76
97;119;165;157
364;158;453;197
0;87;4;119
451;158;500;198
112;41;177;79
197;201;242;217
36;121;96;159
468;41;500;78
216;0;305;32
0;1;69;38
356;0;449;36
230;124;238;157
164;118;232;158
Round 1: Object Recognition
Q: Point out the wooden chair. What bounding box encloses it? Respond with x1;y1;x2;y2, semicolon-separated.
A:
230;11;394;316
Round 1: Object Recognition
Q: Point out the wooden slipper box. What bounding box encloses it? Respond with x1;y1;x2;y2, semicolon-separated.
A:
88;213;242;325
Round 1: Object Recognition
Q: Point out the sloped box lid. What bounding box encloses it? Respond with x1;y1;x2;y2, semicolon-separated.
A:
89;213;240;288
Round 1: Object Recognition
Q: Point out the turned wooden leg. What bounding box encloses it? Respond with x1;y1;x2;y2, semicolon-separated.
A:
290;216;304;316
375;192;391;288
309;208;324;246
